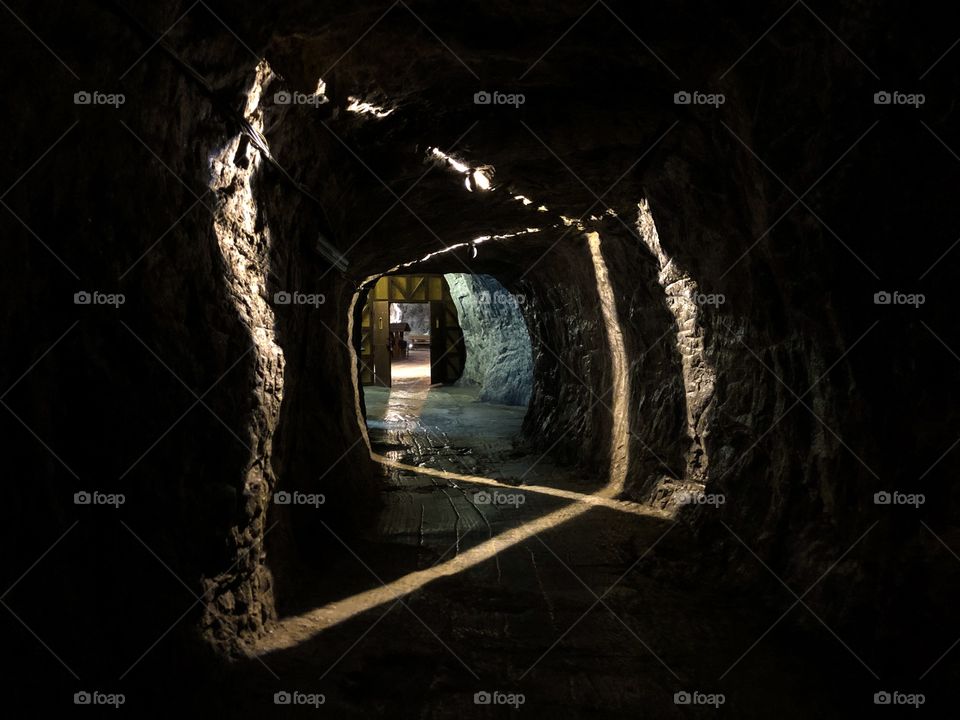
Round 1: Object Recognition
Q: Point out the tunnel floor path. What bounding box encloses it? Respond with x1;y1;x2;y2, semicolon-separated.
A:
235;375;855;718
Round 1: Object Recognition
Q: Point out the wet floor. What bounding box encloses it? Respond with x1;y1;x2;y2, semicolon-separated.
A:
234;369;861;718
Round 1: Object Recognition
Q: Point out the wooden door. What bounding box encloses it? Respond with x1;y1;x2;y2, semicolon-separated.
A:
371;299;391;387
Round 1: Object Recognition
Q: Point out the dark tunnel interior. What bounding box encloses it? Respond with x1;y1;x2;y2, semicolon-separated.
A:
1;1;959;716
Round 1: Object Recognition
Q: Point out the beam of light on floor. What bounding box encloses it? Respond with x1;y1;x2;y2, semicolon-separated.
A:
372;453;663;518
259;233;636;656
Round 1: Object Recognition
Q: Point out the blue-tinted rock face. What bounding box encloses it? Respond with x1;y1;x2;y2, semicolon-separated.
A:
444;274;533;406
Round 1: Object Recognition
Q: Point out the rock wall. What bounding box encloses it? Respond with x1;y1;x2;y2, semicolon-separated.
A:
445;273;533;406
0;3;379;680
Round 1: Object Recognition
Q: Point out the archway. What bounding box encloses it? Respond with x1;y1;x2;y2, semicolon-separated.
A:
356;273;465;388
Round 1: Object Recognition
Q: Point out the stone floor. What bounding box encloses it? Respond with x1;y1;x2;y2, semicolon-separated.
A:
230;371;862;718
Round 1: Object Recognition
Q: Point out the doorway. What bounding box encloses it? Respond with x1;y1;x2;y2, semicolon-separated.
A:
390;302;431;385
357;274;465;388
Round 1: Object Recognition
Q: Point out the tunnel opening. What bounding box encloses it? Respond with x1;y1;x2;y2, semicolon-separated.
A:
355;273;466;389
7;4;957;715
352;270;535;465
259;227;667;659
192;62;720;695
389;302;432;384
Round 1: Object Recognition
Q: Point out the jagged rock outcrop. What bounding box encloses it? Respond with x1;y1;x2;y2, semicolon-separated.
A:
446;273;533;406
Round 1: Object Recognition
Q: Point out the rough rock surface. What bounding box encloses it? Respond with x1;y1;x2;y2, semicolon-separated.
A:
445;272;533;406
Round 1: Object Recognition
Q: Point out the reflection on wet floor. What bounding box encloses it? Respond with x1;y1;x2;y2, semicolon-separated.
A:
368;347;434;432
366;382;525;468
364;365;544;556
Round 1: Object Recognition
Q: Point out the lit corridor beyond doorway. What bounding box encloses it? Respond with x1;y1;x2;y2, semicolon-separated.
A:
388;347;431;387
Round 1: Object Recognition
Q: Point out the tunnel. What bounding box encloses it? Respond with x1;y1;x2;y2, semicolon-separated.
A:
1;1;958;717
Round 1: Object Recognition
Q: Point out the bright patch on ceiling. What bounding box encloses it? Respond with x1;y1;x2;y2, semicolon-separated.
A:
346;96;395;117
471;227;541;244
514;194;548;213
471;169;491;191
428;147;494;192
430;147;470;173
560;215;585;231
